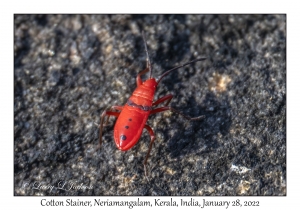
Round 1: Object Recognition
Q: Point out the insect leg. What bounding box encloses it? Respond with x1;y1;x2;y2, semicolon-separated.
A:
103;106;123;126
152;94;173;106
110;105;123;111
143;124;156;180
98;109;120;150
150;106;205;121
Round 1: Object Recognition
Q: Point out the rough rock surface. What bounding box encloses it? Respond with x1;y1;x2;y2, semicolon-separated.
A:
14;14;286;195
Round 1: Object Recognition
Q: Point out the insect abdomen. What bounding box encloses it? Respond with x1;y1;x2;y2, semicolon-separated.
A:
114;105;150;151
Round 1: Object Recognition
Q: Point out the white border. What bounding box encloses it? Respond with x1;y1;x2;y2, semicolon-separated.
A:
2;0;296;209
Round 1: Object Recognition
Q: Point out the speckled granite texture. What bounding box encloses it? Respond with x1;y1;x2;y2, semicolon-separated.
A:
14;14;286;195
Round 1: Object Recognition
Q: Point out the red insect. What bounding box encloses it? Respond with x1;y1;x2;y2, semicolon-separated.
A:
99;32;205;178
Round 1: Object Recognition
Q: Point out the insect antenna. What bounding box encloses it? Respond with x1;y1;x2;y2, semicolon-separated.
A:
156;57;206;85
142;31;152;79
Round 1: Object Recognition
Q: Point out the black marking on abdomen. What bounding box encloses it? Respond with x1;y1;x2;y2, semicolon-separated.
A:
127;99;152;111
125;126;129;129
120;135;127;140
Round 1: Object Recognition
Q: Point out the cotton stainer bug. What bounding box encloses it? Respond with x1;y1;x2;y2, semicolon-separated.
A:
99;32;206;178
